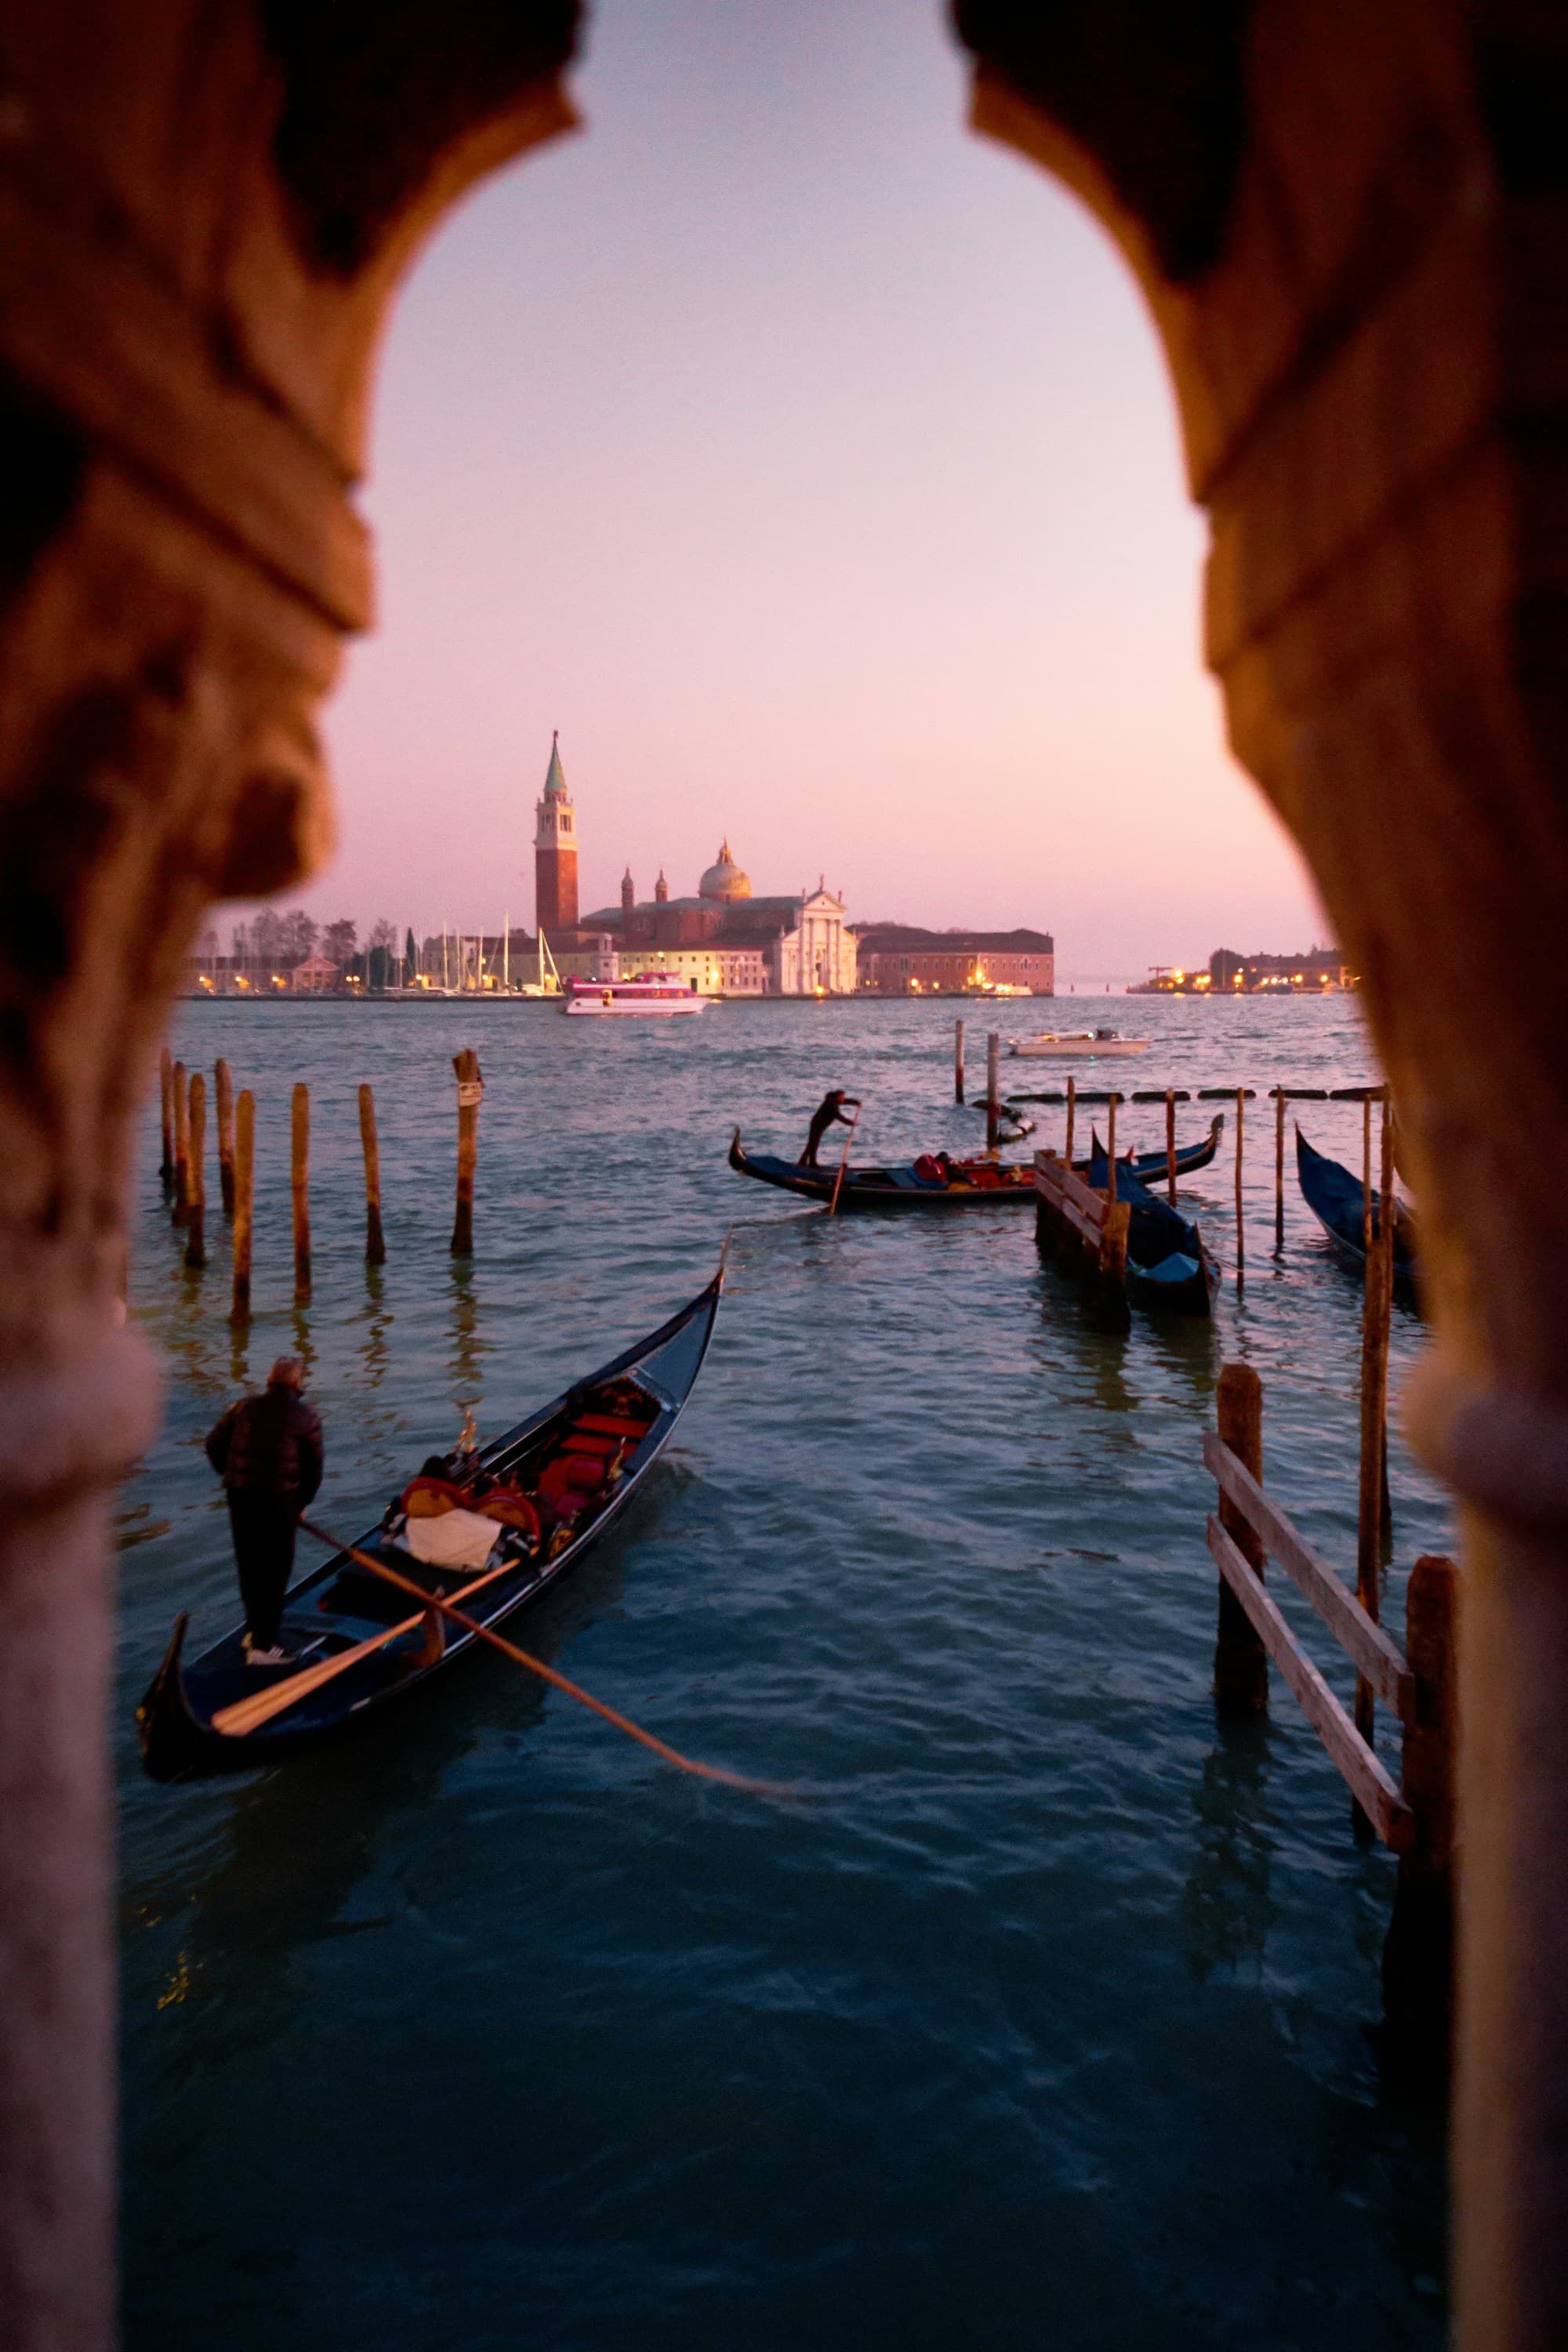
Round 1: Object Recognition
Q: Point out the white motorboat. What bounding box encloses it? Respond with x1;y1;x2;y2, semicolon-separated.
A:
1006;1028;1152;1058
563;971;709;1018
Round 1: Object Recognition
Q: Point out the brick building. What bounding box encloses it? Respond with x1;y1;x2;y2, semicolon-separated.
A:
852;925;1054;996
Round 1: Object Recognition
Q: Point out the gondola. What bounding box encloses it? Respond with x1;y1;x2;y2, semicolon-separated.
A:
136;1269;724;1781
1089;1144;1219;1316
729;1131;1036;1206
1082;1112;1225;1185
1295;1130;1419;1305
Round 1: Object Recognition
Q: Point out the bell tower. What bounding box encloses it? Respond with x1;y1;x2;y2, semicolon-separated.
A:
534;731;579;937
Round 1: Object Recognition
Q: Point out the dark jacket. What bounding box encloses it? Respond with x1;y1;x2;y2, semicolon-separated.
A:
206;1388;324;1504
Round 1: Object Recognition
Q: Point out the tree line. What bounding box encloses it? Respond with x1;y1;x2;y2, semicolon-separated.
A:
223;912;421;988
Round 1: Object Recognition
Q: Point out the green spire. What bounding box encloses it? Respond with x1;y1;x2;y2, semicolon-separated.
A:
543;730;568;798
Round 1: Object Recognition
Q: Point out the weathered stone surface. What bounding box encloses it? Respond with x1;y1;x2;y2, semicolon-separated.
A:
4;2;1568;2343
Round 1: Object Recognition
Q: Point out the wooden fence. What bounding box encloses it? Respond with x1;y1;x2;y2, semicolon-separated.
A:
1204;1361;1457;2064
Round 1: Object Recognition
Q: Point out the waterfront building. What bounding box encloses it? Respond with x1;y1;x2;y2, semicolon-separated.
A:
852;924;1055;996
1209;946;1351;992
582;841;856;995
534;731;579;938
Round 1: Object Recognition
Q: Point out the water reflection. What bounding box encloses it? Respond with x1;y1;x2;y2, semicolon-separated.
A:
1181;1716;1279;1981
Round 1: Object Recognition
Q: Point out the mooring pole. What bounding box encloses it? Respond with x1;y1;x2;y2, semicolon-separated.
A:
230;1089;255;1327
1234;1087;1246;1288
451;1048;483;1255
1355;1123;1393;1744
158;1046;173;1191
291;1082;310;1304
985;1032;999;1154
1105;1091;1117;1197
1065;1075;1076;1172
954;1018;964;1105
1166;1088;1177;1206
183;1073;206;1270
214;1057;235;1215
1214;1362;1268;1711
1274;1087;1286;1252
358;1082;386;1265
171;1059;190;1225
1383;1553;1460;2076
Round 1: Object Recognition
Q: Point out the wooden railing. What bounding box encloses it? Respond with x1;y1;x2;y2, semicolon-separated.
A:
1203;1362;1457;2062
1033;1149;1132;1330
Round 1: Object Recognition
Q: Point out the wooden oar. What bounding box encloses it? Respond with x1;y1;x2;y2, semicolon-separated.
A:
828;1105;861;1217
212;1539;523;1737
299;1521;781;1796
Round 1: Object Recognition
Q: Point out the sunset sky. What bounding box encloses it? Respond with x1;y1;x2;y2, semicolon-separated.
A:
294;0;1325;979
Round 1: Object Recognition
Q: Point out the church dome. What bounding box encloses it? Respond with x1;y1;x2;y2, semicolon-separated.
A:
699;838;751;902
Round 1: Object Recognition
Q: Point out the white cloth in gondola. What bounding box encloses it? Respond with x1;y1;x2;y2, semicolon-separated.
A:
398;1508;501;1571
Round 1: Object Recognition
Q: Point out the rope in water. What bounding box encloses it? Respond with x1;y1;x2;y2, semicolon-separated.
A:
299;1519;782;1799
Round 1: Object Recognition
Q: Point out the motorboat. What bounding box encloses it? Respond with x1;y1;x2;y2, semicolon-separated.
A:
1007;1029;1152;1058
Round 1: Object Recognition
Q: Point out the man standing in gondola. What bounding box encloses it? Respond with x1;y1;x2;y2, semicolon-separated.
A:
799;1087;862;1168
205;1357;324;1664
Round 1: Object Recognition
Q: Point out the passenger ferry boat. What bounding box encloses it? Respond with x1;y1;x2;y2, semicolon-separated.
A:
562;971;709;1018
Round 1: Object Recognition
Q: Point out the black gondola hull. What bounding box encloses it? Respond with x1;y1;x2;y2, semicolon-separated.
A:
136;1272;723;1780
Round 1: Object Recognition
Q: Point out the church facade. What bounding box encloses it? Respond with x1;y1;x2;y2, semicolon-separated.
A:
583;840;857;996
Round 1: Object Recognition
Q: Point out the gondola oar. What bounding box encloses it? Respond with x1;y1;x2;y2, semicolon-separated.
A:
828;1105;861;1216
300;1522;782;1797
212;1541;524;1737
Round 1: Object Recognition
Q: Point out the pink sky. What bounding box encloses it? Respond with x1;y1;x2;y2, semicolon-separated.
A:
275;0;1324;979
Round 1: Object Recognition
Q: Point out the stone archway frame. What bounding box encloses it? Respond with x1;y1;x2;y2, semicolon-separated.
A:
2;3;1566;2347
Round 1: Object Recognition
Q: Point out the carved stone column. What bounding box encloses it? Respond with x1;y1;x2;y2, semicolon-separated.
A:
0;6;577;2342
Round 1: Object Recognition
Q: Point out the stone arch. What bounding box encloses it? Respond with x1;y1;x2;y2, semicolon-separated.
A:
1;5;1565;2343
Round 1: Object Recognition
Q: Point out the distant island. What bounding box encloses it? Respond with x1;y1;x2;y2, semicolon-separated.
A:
1129;946;1355;995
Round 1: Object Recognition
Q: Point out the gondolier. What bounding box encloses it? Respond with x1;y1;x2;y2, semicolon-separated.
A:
800;1088;861;1168
205;1358;324;1664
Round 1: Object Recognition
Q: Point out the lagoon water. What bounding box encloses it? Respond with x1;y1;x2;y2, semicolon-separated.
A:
120;994;1449;2349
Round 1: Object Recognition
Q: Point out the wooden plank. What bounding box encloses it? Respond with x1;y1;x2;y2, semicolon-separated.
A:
1207;1515;1414;1852
1033;1152;1112;1225
1203;1432;1414;1717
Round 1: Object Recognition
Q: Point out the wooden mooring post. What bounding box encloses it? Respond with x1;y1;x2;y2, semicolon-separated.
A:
183;1073;206;1270
1165;1088;1177;1206
1064;1075;1076;1171
985;1032;1000;1153
954;1018;964;1105
1274;1086;1286;1252
292;1082;311;1303
230;1089;255;1327
158;1047;173;1191
1234;1087;1245;1287
1105;1090;1117;1190
1213;1363;1268;1711
1383;1554;1460;2070
1355;1100;1395;1743
1033;1149;1131;1332
451;1049;483;1256
1202;1376;1459;2078
358;1083;387;1265
214;1058;235;1215
171;1059;190;1225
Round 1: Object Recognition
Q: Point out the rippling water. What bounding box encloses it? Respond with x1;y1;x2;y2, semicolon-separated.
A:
118;994;1449;2350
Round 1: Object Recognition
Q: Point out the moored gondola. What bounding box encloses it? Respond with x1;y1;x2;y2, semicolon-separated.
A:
1083;1112;1224;1184
136;1270;724;1781
1088;1143;1220;1316
729;1131;1036;1206
1295;1129;1418;1305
